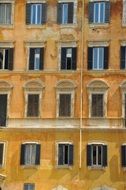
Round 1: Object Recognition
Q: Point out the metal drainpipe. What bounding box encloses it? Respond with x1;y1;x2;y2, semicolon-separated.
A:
79;0;84;168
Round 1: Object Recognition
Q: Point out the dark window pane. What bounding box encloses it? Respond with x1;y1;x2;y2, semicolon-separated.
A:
91;94;104;117
0;95;7;126
0;144;4;165
27;94;39;117
59;94;71;117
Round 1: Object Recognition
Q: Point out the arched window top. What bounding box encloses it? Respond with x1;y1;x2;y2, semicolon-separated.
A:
56;80;76;89
0;80;13;91
52;185;68;190
87;79;109;90
23;79;45;91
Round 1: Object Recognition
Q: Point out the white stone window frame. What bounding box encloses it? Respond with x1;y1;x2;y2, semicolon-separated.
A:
55;141;73;168
0;0;15;27
120;81;126;118
58;41;77;71
0;141;7;168
58;0;77;26
122;0;126;27
25;42;45;71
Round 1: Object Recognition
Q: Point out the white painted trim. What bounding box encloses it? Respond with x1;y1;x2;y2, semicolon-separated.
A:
27;0;46;3
22;141;40;144
88;41;109;47
89;0;109;2
88;141;106;145
0;42;14;48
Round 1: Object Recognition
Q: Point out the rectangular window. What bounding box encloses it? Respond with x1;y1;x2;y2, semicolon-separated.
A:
26;3;47;25
89;1;110;24
59;94;71;117
0;3;12;25
0;94;7;126
24;183;35;190
29;48;44;70
58;143;73;166
27;94;39;117
91;94;104;117
0;48;14;70
88;47;108;70
20;143;40;166
0;143;4;166
61;47;77;70
87;144;107;167
120;46;126;69
57;2;74;24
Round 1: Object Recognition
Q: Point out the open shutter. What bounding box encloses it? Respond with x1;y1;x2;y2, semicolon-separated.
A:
58;144;64;165
89;2;94;23
35;144;41;165
42;3;47;24
104;47;108;69
0;95;7;127
0;144;3;165
61;48;66;69
88;47;93;69
72;48;77;70
20;144;25;165
120;46;126;69
102;145;107;167
26;3;31;24
29;48;35;70
69;144;73;165
121;145;126;167
87;145;91;166
8;48;14;70
105;2;110;23
57;3;62;24
68;2;73;23
39;48;44;70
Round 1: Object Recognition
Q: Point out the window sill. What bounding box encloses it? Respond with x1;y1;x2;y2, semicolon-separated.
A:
26;24;46;29
21;165;39;169
89;117;105;119
25;116;41;119
0;24;14;29
56;165;73;169
58;23;77;28
57;116;73;119
89;23;109;28
88;166;105;170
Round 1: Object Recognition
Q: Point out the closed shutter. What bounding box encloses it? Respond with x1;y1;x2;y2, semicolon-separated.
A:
105;2;110;23
42;3;47;24
58;144;64;165
72;48;77;70
20;144;25;165
104;47;108;69
69;144;73;165
61;48;67;69
27;94;39;117
39;48;44;70
102;145;107;167
87;145;91;166
7;48;14;70
29;48;35;70
120;46;126;69
57;3;62;24
35;144;41;165
59;94;71;117
68;2;73;23
91;94;103;117
0;95;7;126
88;47;93;69
26;4;31;24
0;144;4;165
121;145;126;167
123;0;126;25
89;2;94;23
0;4;5;24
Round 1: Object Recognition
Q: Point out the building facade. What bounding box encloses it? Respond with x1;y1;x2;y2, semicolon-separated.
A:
0;0;126;190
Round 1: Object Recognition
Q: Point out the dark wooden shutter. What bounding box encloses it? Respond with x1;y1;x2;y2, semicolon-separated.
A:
121;145;126;167
20;144;25;165
27;94;39;117
29;48;35;70
59;94;71;117
42;3;47;24
104;47;109;69
69;144;73;165
89;2;94;23
26;3;31;24
88;47;93;69
72;48;77;70
91;94;103;117
0;95;7;126
105;2;110;23
57;3;62;24
8;48;14;70
102;145;107;167
0;144;3;165
68;2;73;23
87;145;91;166
120;46;126;69
58;144;64;165
35;144;41;165
61;48;67;69
39;48;44;70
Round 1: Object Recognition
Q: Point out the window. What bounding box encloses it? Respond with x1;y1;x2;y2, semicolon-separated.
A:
0;94;7;126
0;48;14;70
121;145;126;167
26;3;47;25
91;94;104;117
61;47;77;70
89;1;110;24
24;183;35;190
88;47;108;70
57;143;73;166
59;93;71;117
0;143;5;166
29;48;44;70
120;46;126;69
87;144;107;167
20;143;41;166
27;94;39;117
0;3;12;25
57;2;74;24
